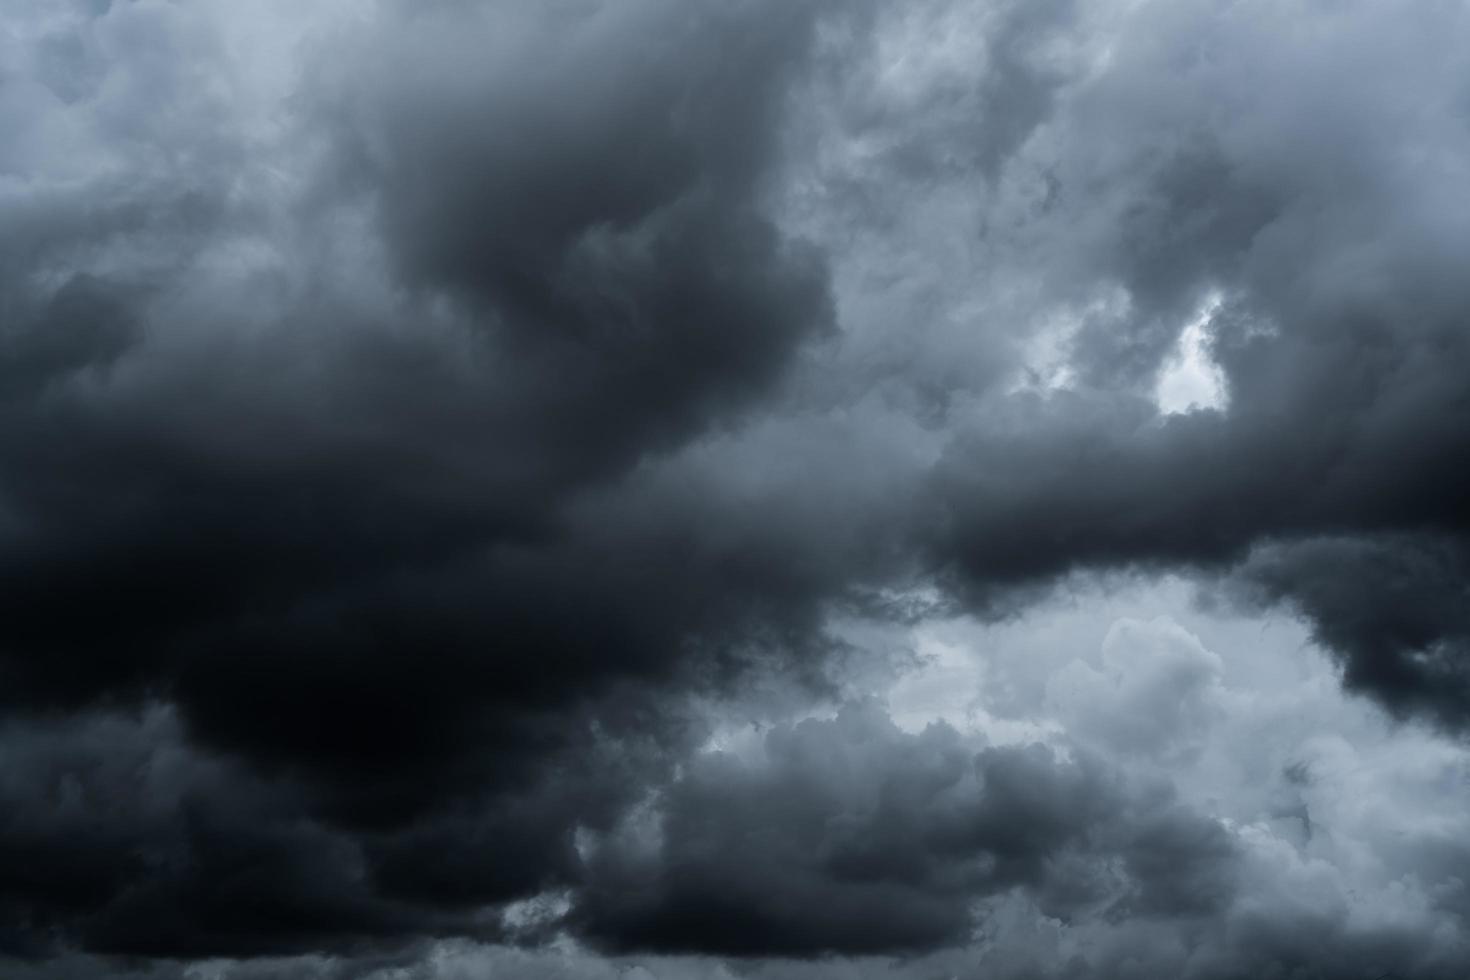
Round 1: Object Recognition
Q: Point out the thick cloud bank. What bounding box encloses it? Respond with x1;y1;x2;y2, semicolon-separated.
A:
3;0;1470;977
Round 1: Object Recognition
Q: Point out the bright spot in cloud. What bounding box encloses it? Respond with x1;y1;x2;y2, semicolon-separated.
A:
1156;292;1227;414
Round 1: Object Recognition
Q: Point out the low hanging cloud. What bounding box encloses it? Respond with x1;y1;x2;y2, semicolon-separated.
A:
576;700;1238;957
3;0;1470;977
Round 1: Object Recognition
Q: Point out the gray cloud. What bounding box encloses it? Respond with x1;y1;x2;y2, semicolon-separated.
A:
0;0;858;960
575;701;1237;956
3;0;1470;975
922;0;1470;722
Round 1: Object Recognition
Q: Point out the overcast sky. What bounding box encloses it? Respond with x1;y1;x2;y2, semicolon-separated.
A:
4;1;1470;978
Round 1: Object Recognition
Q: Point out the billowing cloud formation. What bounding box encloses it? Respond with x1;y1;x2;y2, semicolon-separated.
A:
577;701;1237;956
4;0;1470;976
920;0;1470;721
2;0;857;959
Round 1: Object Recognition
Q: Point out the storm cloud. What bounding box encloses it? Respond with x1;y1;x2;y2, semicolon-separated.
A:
3;0;1470;977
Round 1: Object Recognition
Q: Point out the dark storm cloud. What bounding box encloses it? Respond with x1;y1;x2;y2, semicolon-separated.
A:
5;0;1470;974
1228;535;1470;728
308;0;838;495
0;708;467;961
0;0;859;962
575;701;1237;957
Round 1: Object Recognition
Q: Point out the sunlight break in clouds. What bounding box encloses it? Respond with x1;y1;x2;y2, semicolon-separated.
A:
1155;292;1227;414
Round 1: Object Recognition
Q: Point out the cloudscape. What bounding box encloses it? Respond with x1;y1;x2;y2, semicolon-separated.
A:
4;2;1470;978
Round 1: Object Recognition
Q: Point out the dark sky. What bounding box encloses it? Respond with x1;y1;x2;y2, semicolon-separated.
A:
3;1;1470;978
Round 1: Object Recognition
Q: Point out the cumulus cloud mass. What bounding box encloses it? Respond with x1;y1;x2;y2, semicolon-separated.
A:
3;1;1470;978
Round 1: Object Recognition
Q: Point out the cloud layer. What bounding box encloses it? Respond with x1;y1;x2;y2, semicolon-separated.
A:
4;0;1470;977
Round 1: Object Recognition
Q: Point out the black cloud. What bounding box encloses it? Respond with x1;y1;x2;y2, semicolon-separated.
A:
0;0;850;961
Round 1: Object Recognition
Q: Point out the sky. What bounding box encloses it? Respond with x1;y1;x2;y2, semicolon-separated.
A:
3;1;1470;978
